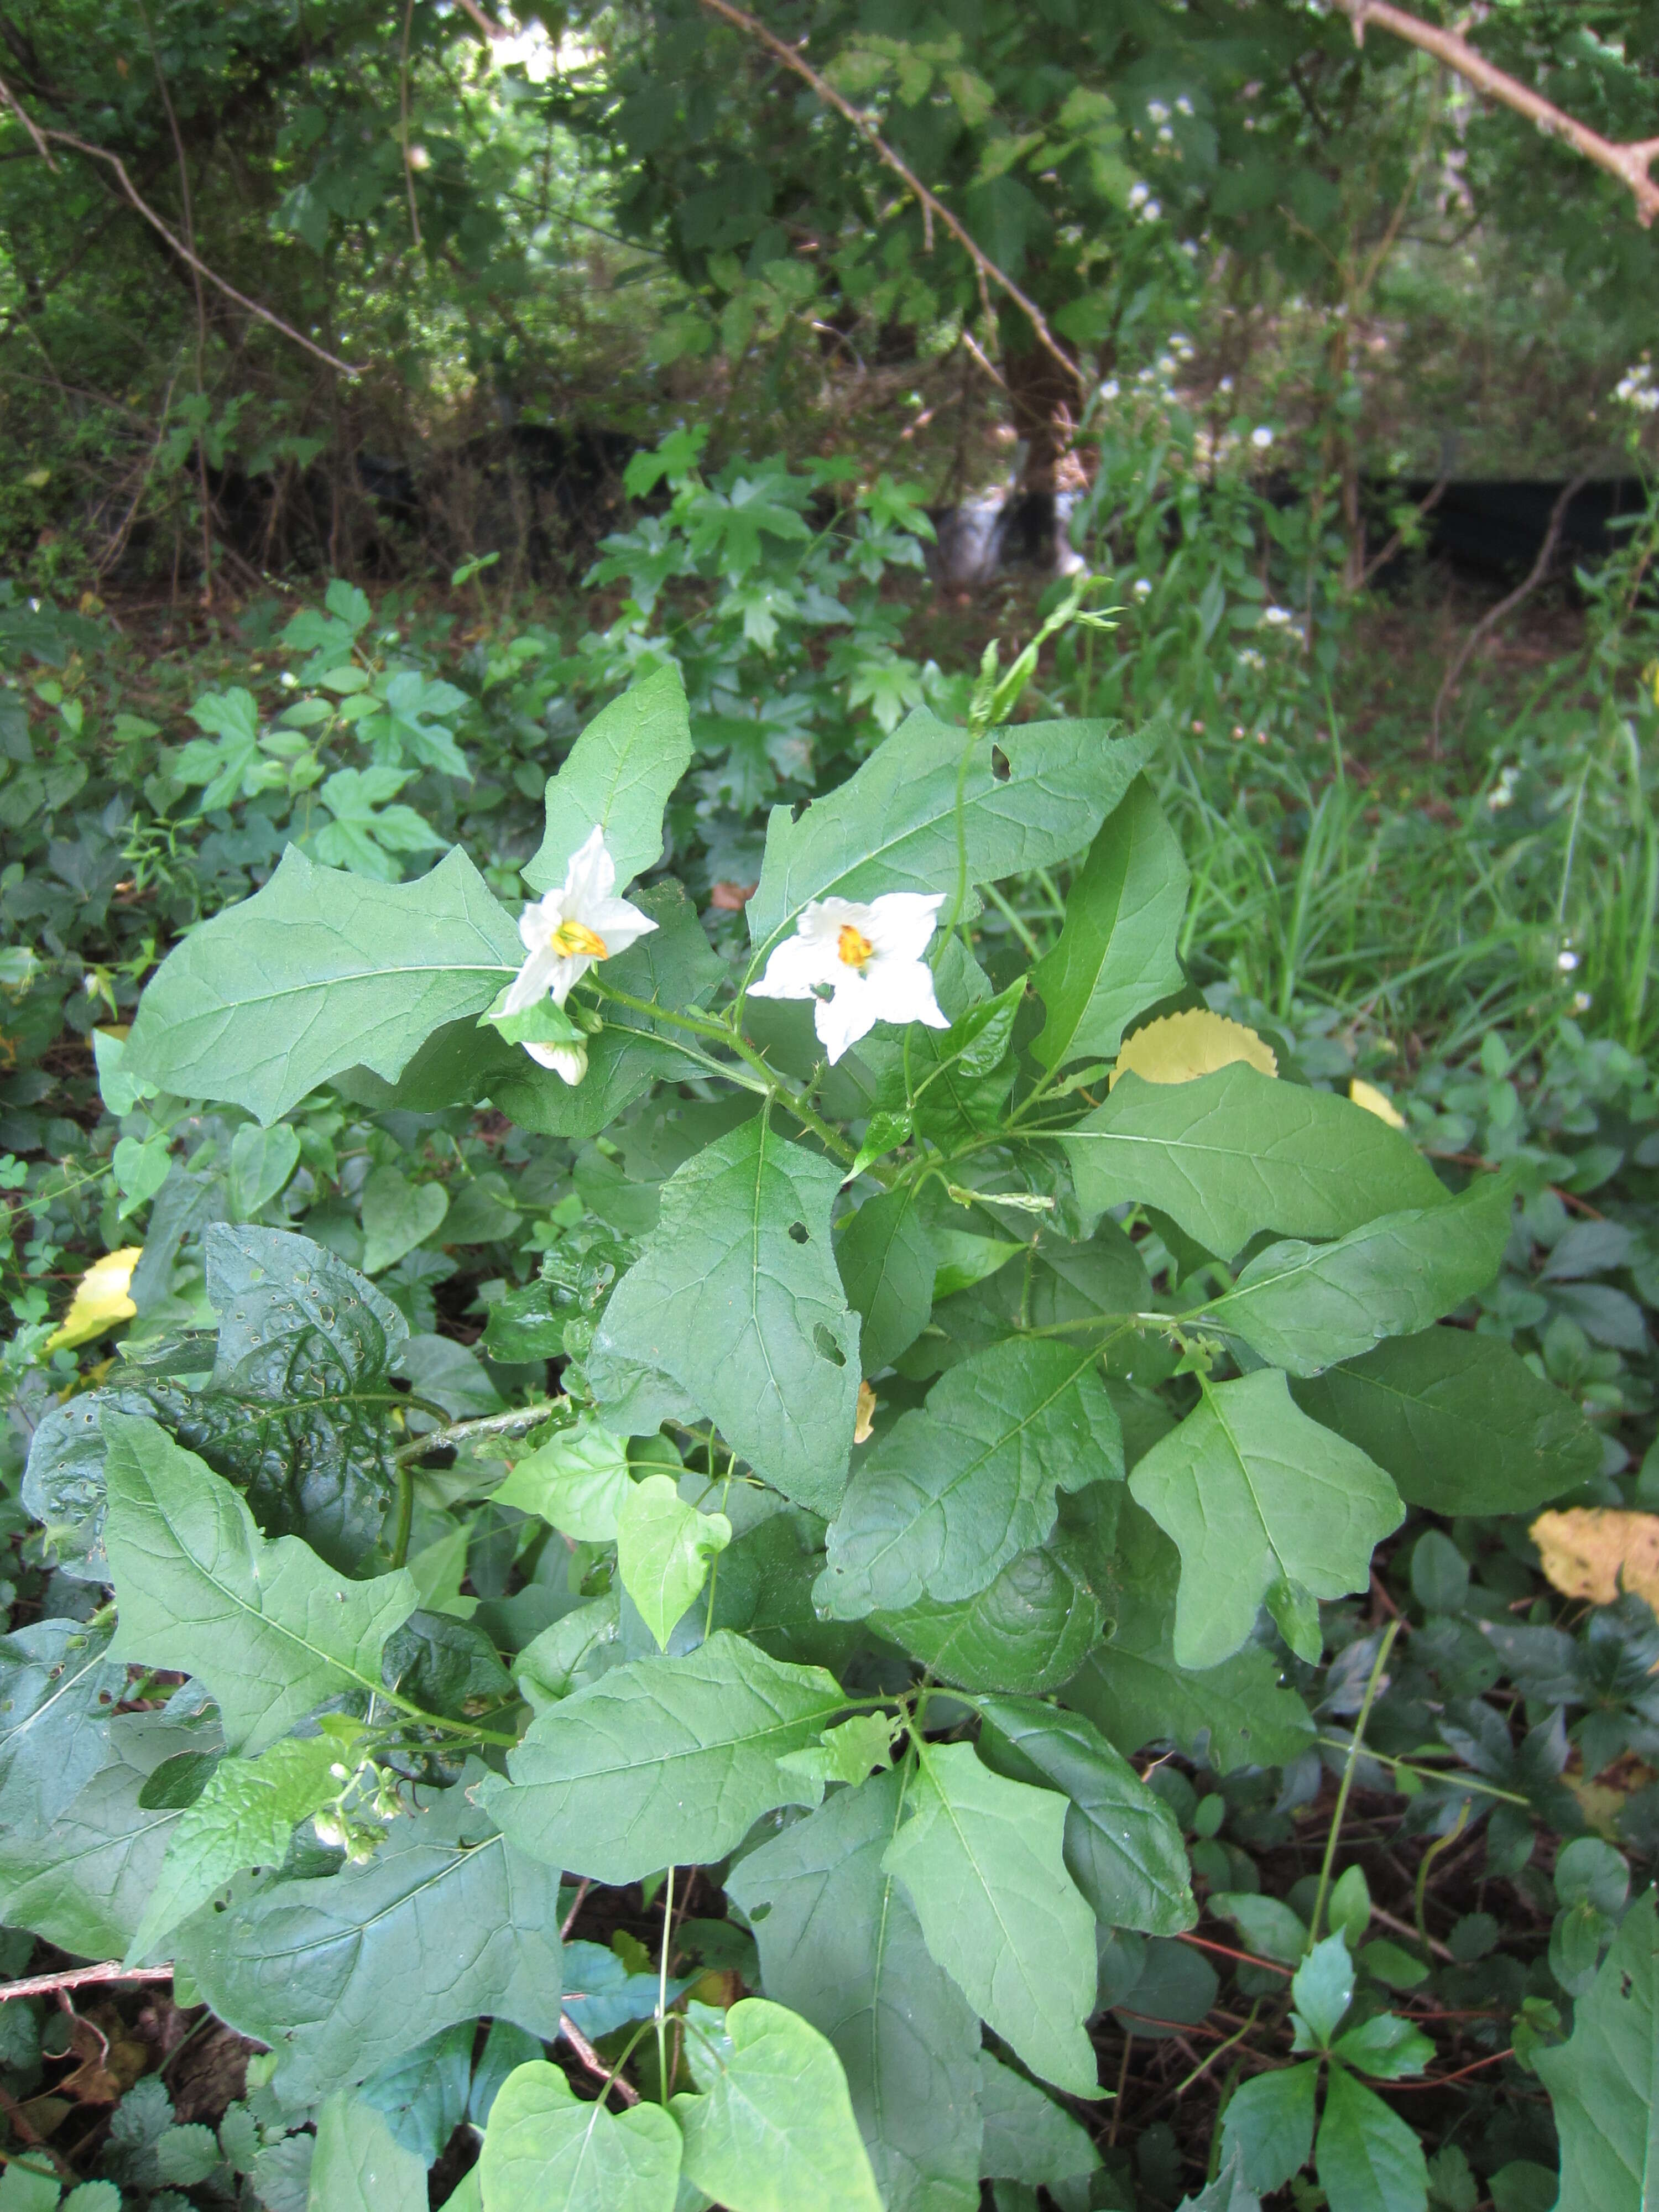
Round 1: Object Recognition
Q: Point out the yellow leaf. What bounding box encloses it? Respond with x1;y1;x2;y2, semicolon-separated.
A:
1110;1009;1277;1089
46;1247;143;1353
1350;1078;1406;1129
1531;1507;1659;1612
854;1379;877;1444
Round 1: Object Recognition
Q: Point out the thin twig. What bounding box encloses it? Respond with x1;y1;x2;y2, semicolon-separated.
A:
1430;469;1595;754
394;1397;566;1464
1340;1;1659;227
692;0;1079;393
0;75;361;377
0;1961;175;2004
1307;1621;1400;1949
561;1879;591;1939
560;2013;641;2104
1359;471;1448;589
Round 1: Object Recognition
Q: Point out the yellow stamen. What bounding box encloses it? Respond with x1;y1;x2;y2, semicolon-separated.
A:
837;924;875;971
551;919;609;961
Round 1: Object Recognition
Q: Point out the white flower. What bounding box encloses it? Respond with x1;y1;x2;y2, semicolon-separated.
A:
1146;100;1170;123
1261;604;1292;627
1251;425;1275;450
1099;378;1120;402
1558;947;1579;973
750;893;950;1064
505;826;656;1013
1132;577;1153;599
525;1039;589;1084
1176;95;1194;116
1141;199;1161;221
1128;181;1149;210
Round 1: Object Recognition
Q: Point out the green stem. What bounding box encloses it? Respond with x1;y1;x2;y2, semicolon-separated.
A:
394;1398;565;1465
656;1864;676;2106
1312;1738;1532;1808
389;1464;414;1571
1305;1620;1399;1951
1415;1801;1472;1953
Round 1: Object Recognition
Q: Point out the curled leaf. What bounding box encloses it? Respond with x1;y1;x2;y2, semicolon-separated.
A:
1110;1010;1276;1089
47;1247;143;1351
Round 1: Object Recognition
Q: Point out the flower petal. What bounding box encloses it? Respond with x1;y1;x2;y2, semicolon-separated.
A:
503;946;561;1014
518;896;561;957
815;973;879;1063
750;931;838;1000
867;954;950;1030
588;895;659;956
563;823;615;908
864;891;946;964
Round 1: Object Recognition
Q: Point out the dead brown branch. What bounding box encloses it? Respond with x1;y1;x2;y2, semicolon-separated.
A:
0;1960;177;2004
1340;1;1659;227
694;0;1080;394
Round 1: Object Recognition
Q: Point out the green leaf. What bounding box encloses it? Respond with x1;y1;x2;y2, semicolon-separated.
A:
524;664;692;895
228;1123;302;1219
747;707;1161;951
617;1474;732;1650
875;1541;1103;1695
1536;1889;1659;2212
673;1997;884;2212
480;2059;682;2211
1061;1066;1447;1258
836;1187;939;1376
359;2022;476;2164
1291;1933;1354;2047
774;1711;894;1793
1063;1502;1314;1774
884;1741;1100;2095
124;844;521;1124
485;1631;846;1883
1330;2015;1434;2080
102;1415;418;1755
1202;1176;1511;1376
495;1418;633;1540
361;1167;449;1275
0;1616;128;1832
973;1695;1195;1934
1176;2154;1262;2212
726;1766;982;2212
977;2051;1100;2185
1031;778;1188;1070
1127;1373;1402;1670
590;1117;860;1516
1209;1893;1309;1968
306;2093;427;2212
0;1718;189;1957
1314;2065;1428;2212
819;1341;1121;1617
1291;1328;1600;1515
126;1732;349;1963
1219;2064;1319;2194
175;1766;564;2105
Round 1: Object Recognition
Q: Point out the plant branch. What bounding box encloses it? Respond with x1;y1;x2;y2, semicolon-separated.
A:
1339;1;1659;227
0;1960;176;2004
394;1397;565;1465
560;2011;641;2103
0;76;363;375
693;0;1081;391
1306;1620;1399;1949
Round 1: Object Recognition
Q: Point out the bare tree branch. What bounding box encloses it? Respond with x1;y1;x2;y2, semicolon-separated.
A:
1340;0;1659;227
694;0;1081;393
0;1960;177;2004
0;72;363;375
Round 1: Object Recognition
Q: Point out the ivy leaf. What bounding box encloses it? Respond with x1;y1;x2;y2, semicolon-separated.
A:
884;1741;1100;2095
1063;1501;1314;1774
0;1616;129;1832
494;1418;633;1540
1203;1176;1511;1375
479;2060;682;2211
1314;2065;1429;2212
1030;777;1188;1069
726;1766;983;2212
972;1695;1195;1934
615;1473;732;1650
977;2051;1101;2188
1292;1328;1600;1516
875;1541;1103;1696
1128;1373;1402;1670
0;1717;192;1957
124;844;521;1125
306;2093;427;2212
1061;1065;1447;1257
672;1998;885;2212
835;1187;940;1376
747;706;1161;951
126;1733;351;1964
102;1415;418;1755
176;1766;565;2105
1219;2064;1319;2195
484;1631;847;1882
590;1117;860;1516
523;663;692;895
1536;1889;1658;2212
820;1340;1120;1618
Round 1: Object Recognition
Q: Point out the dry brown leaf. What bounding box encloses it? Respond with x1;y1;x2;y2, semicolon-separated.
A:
854;1379;877;1444
1530;1506;1659;1610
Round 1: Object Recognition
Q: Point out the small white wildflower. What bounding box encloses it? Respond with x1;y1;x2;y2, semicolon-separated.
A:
1099;378;1120;402
1146;100;1170;123
1157;124;1174;143
525;1039;589;1084
506;826;656;1014
1132;577;1153;599
1128;181;1149;210
1573;990;1593;1012
1157;355;1176;376
1558;948;1579;973
1141;199;1161;221
1261;604;1292;627
1176;95;1194;116
1237;648;1266;672
1250;425;1275;450
750;893;949;1065
1219;375;1235;394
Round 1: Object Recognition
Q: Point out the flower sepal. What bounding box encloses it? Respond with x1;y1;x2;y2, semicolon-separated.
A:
480;982;585;1053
